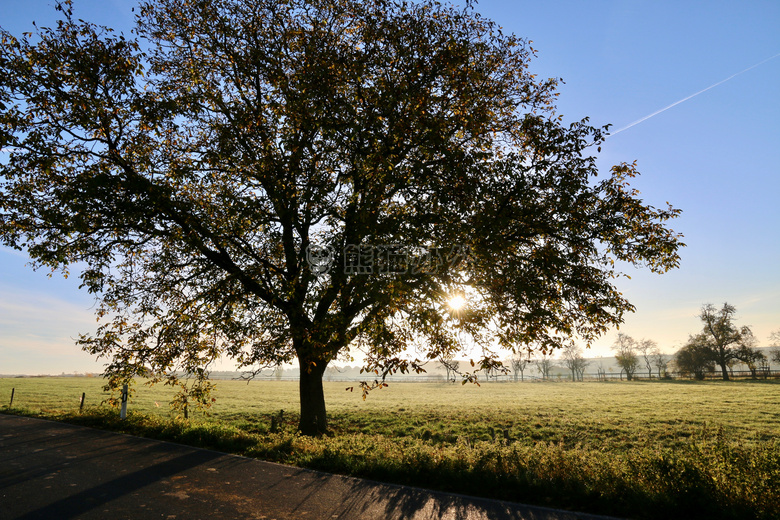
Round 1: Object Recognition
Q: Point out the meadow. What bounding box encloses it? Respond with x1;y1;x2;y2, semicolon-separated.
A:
2;377;779;520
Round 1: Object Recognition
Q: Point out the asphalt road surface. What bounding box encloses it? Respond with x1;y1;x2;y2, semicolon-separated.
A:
0;414;623;520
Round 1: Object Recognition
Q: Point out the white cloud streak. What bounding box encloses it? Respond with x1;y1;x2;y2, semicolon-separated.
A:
610;51;780;136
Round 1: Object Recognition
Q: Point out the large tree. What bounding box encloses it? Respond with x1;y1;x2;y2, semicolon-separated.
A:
0;0;683;434
694;303;755;381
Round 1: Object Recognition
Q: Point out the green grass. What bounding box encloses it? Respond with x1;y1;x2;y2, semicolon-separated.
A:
2;377;779;520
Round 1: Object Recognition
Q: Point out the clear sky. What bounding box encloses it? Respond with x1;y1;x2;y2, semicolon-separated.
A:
1;0;779;374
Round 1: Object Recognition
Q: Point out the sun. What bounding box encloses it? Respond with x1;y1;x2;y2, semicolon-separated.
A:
447;294;467;311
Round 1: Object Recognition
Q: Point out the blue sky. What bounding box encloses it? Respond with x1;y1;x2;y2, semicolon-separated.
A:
1;0;779;374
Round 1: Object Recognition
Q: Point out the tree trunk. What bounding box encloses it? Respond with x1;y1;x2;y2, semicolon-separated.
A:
719;363;730;381
298;361;328;436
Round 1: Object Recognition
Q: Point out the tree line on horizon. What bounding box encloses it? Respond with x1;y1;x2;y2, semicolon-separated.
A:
431;303;779;382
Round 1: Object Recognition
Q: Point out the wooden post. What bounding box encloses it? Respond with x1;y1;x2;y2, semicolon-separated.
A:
120;384;128;420
79;392;85;412
9;388;14;407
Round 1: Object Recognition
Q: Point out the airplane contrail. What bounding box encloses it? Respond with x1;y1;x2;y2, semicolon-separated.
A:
610;51;780;136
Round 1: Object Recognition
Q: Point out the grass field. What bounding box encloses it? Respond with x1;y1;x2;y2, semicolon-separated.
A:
2;377;779;520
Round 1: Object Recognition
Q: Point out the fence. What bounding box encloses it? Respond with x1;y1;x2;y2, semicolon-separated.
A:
479;369;780;383
224;369;780;383
3;370;779;392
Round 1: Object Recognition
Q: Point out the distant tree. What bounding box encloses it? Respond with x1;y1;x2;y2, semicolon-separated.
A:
560;343;578;381
758;357;771;379
735;344;766;379
560;343;589;381
485;363;510;381
651;348;669;378
0;0;684;435
673;339;715;380
636;339;657;379
769;330;780;368
438;357;460;383
509;351;531;382
575;357;590;381
324;365;344;381
692;304;755;381
595;359;607;381
535;351;555;380
611;333;639;381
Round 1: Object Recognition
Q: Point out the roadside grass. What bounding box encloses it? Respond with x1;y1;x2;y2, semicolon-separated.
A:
1;377;779;520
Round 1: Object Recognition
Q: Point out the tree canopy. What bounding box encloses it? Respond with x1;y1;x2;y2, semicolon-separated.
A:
1;0;683;434
673;340;715;380
692;303;756;381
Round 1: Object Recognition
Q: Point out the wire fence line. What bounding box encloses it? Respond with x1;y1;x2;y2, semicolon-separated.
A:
4;368;778;385
243;369;780;383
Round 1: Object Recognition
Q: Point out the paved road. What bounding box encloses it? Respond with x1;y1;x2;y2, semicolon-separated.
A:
0;414;622;520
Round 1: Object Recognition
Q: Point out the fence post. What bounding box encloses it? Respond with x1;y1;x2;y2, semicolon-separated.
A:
120;384;128;420
9;388;14;407
79;392;86;413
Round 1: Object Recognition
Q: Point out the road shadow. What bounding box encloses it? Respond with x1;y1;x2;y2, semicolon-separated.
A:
12;447;223;519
